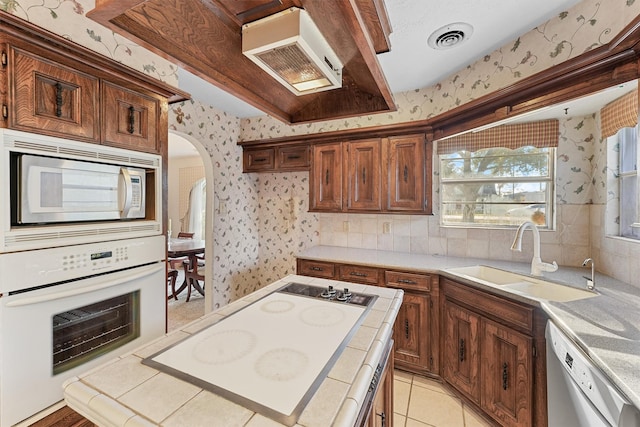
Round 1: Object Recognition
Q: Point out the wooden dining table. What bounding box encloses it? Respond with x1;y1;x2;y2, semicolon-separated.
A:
167;238;205;298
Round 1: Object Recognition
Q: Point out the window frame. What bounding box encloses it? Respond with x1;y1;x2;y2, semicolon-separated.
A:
616;125;640;240
438;146;556;229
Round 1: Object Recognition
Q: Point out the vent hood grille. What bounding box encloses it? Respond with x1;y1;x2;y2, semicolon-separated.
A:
242;8;342;96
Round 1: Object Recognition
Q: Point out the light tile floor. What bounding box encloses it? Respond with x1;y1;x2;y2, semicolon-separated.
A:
393;370;495;427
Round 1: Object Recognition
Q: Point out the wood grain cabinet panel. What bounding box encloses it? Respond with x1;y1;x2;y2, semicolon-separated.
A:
481;318;533;427
387;134;427;212
277;145;309;170
9;47;99;142
102;82;159;153
345;138;382;211
393;292;431;371
310;143;343;211
338;264;381;285
244;147;275;171
443;300;481;403
296;259;336;279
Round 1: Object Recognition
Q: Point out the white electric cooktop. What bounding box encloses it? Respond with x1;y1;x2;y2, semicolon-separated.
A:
144;284;373;425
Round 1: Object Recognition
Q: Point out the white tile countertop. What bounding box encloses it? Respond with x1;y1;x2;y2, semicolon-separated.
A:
297;245;640;412
63;275;403;427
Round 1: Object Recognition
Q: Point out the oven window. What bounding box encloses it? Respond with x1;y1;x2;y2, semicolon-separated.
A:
52;291;140;375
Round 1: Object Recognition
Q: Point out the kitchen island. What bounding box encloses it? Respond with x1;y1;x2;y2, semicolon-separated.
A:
63;275;403;427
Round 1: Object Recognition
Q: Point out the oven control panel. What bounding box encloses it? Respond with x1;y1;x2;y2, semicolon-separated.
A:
0;235;165;294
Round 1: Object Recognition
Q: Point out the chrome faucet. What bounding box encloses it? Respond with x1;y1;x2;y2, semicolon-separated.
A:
582;258;596;290
510;221;558;276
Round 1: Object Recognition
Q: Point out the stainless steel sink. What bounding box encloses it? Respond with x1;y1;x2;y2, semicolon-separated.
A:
446;265;598;302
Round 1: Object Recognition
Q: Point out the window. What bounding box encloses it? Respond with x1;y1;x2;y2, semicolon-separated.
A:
440;146;554;228
617;126;639;239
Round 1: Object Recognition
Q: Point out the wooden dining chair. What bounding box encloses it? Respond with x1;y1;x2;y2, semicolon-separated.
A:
167;268;179;300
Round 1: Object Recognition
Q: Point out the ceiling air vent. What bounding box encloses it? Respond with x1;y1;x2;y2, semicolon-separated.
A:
427;22;473;50
242;7;342;96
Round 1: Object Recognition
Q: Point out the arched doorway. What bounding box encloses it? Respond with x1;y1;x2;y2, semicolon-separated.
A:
167;131;215;324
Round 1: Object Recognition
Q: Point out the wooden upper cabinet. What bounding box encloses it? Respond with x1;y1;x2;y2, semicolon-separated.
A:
310;143;343;211
102;82;159;153
387;134;427;212
345;138;382;211
9;47;100;142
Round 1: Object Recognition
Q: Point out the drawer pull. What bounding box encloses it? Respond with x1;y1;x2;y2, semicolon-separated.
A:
309;266;323;271
403;165;409;182
128;105;135;133
287;155;301;160
325;169;329;185
376;411;386;427
502;362;509;390
55;82;63;117
362;167;366;184
398;278;417;285
405;319;410;339
349;271;367;277
459;338;465;362
253;157;268;163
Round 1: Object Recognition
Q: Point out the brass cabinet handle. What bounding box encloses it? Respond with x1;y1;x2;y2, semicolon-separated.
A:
404;165;409;182
502;362;509;390
310;266;323;271
349;271;367;277
128;105;135;134
405;319;410;339
325;169;329;185
55;82;63;117
398;278;416;285
362;167;366;184
459;338;465;362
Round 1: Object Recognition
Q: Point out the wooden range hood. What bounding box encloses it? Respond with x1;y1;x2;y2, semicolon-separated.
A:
87;0;396;124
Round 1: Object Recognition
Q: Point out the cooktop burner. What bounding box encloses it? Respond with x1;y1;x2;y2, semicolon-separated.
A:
278;282;376;307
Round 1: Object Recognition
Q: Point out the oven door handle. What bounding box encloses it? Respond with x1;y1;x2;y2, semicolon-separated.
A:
5;263;164;307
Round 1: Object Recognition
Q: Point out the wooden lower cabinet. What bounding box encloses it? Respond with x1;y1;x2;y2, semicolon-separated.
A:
443;301;481;403
366;343;394;427
481;317;533;427
442;278;545;427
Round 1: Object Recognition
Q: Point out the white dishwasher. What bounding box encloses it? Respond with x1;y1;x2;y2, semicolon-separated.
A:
546;321;640;427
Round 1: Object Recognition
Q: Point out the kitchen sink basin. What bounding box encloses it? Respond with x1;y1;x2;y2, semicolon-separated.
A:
445;265;530;285
446;265;598;302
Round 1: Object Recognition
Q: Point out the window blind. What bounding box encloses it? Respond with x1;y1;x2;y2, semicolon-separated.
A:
600;90;638;139
437;119;559;155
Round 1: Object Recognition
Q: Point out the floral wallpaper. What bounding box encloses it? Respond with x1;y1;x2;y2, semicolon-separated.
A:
239;0;640;140
256;172;319;285
169;100;261;309
2;0;178;85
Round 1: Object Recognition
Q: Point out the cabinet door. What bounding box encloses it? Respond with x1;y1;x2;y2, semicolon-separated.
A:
443;301;481;403
368;348;394;427
393;291;431;372
345;139;381;210
387;134;425;211
310;143;342;211
102;81;159;153
481;318;533;427
9;47;99;141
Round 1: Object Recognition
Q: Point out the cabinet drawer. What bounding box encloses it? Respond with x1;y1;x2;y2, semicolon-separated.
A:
386;271;432;292
338;264;381;285
277;145;309;170
244;148;275;171
442;278;534;334
297;259;335;279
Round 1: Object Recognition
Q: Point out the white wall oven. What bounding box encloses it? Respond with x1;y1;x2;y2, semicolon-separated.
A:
0;235;166;426
0;128;162;253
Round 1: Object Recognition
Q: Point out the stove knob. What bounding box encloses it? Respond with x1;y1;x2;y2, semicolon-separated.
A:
343;288;352;298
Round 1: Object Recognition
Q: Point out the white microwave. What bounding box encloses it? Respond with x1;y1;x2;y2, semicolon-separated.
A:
0;129;162;253
17;154;147;223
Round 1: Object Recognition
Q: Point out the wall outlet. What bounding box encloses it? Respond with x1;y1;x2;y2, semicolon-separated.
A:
383;222;391;234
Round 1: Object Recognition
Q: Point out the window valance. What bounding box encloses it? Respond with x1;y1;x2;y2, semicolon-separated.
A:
600;90;638;139
437;119;559;155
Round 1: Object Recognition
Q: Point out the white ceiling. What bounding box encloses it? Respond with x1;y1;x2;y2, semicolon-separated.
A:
172;0;633;153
